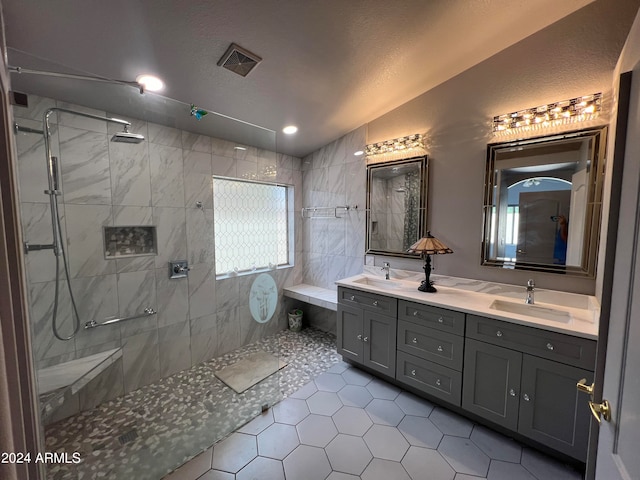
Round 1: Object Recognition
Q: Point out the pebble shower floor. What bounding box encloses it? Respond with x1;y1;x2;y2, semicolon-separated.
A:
43;328;340;479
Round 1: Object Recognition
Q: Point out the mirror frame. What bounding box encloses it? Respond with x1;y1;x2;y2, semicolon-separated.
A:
366;156;428;258
481;126;607;277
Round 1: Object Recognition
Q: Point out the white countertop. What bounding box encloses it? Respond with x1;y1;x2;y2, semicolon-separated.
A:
336;273;599;340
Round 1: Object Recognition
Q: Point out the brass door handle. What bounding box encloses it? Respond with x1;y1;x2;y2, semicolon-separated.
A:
589;399;611;423
576;378;594;397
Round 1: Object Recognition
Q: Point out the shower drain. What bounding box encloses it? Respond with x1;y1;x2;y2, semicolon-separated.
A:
117;429;139;446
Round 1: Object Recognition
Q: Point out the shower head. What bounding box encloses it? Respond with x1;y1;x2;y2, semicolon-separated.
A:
111;126;145;144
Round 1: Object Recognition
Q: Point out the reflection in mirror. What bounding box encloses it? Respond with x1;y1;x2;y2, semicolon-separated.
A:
366;156;428;258
482;126;607;276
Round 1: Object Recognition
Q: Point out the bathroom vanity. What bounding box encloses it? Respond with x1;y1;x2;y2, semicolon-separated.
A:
335;273;598;462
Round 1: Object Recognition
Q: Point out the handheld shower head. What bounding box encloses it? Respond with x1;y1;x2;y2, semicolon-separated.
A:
111;125;145;144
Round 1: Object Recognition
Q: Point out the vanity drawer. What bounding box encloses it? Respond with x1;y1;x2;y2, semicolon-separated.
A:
398;300;465;336
338;287;397;317
398;320;463;371
466;315;597;369
396;351;461;406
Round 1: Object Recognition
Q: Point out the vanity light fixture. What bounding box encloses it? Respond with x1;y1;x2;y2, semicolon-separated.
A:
407;231;453;293
365;134;424;158
493;93;602;136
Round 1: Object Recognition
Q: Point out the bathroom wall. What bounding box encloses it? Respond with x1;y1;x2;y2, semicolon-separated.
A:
361;1;640;295
13;95;301;421
300;126;367;291
292;126;366;333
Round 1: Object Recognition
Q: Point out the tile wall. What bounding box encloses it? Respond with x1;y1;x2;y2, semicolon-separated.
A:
13;95;303;422
300;126;367;292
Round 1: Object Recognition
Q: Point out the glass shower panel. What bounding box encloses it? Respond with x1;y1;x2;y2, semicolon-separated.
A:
10;52;284;480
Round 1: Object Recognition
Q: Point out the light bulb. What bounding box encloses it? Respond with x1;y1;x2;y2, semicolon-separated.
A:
136;74;164;92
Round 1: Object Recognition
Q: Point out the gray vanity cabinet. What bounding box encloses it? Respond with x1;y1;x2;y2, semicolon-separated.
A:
336;285;596;462
337;304;365;363
337;287;397;377
462;338;522;430
396;301;465;405
518;355;593;461
463;315;595;461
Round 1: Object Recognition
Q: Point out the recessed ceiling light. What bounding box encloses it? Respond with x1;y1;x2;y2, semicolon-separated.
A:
136;74;164;92
283;125;298;135
354;150;364;156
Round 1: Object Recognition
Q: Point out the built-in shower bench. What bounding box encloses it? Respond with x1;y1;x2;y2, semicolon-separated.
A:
283;284;338;311
38;347;122;419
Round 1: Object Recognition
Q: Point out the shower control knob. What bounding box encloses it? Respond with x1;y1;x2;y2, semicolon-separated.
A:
169;261;190;278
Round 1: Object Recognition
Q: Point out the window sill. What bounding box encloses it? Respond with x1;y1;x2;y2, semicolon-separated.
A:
215;264;293;281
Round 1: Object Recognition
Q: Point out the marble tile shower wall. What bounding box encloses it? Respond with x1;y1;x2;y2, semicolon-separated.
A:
386;174;406;251
301;126;367;290
13;96;303;416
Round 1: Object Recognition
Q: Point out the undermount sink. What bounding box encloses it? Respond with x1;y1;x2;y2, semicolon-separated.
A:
490;299;571;323
352;275;402;289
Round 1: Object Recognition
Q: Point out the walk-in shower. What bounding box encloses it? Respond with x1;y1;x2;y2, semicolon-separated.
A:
20;108;145;340
11;56;283;479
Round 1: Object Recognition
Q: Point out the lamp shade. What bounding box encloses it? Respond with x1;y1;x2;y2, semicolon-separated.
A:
408;231;453;255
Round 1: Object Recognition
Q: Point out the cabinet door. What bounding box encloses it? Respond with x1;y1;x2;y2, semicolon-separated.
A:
337;304;363;363
518;355;593;461
462;338;521;430
363;310;396;377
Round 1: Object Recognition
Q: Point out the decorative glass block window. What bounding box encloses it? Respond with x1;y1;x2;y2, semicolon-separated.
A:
213;177;293;275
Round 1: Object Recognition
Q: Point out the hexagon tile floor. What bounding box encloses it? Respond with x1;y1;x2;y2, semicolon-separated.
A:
163;362;585;480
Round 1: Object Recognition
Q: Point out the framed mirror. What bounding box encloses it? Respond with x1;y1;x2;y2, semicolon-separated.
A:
366;156;428;258
482;126;607;277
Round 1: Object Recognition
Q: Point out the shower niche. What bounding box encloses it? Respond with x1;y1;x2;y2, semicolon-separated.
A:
104;225;157;258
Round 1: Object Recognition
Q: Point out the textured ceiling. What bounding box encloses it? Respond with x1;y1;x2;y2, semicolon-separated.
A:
3;0;635;157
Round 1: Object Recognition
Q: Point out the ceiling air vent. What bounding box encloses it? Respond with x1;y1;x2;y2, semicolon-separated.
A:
217;43;262;77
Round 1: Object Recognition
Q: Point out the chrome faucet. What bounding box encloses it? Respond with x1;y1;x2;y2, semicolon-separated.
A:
525;279;535;304
381;262;391;280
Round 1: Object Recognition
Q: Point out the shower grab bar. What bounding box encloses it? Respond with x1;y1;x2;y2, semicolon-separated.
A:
14;122;45;135
84;307;157;329
23;242;56;254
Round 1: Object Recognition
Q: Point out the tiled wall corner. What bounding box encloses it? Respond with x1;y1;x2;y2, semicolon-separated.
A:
301;126;366;290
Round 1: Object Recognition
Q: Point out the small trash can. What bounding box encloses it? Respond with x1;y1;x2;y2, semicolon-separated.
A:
288;309;303;332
